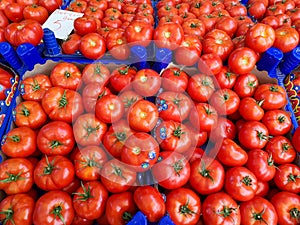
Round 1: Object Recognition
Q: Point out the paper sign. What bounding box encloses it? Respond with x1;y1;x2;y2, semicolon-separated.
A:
42;9;84;40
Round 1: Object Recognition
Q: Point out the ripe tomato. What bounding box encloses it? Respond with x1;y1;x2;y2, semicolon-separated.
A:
0;0;13;11
62;33;81;55
202;192;241;225
234;73;259;98
0;67;13;100
23;4;49;24
106;28;130;60
254;83;287;110
109;65;136;92
0;158;33;195
121;132;159;171
154;22;184;50
184;122;208;147
74;145;107;181
4;3;24;22
271;191;300;225
134;186;166;223
199;53;223;75
106;192;137;225
216;138;248;167
20;74;52;102
161;67;189;92
225;166;258;202
166;188;201;225
240;197;278;225
238;121;269;149
34;155;75;191
0;27;5;42
42;87;84;123
82;63;110;85
238;97;264;121
14;100;47;129
292;126;300;153
33;191;74;225
124;20;154;47
189;157;225;195
210;117;237;142
262;109;292;136
273;25;299;53
5;19;43;46
100;158;136;193
73;181;108;220
214;66;237;89
248;1;267;20
73;113;107;146
228;47;257;75
119;90;142;114
37;121;75;155
255;180;269;197
74;17;98;36
62;177;80;195
157;4;178;19
71;214;93;225
215;16;238;38
39;0;62;13
210;88;240;115
132;69;161;97
79;33;106;59
2;126;36;157
50;62;82;91
181;18;205;37
274;164;300;194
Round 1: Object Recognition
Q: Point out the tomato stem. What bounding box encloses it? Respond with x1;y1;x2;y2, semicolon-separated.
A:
289;207;300;220
199;162;214;183
50;140;63;149
252;207;268;224
50;205;66;225
32;78;41;91
281;142;291;152
43;156;55;175
123;97;138;108
278;116;286;123
172;159;184;176
0;208;15;225
73;182;94;201
122;212;133;222
64;71;71;78
84;125;100;139
59;91;68;108
173;125;185;138
9;135;20;143
0;172;23;183
216;206;237;218
113;131;127;142
287;174;300;183
179;199;196;215
111;163;126;180
241;175;252;186
20;104;30;117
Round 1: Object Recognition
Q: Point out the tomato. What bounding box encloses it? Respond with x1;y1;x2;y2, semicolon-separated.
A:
277;14;292;27
124;20;153;47
133;186;166;223
73;181;108;220
202;29;234;61
225;166;258;201
214;66;237;89
215;16;238;38
254;83;287;110
62;177;80;195
2;127;36;157
262;109;292;136
189;102;218;132
82;63;110;85
0;27;5;42
39;0;62;13
0;194;35;225
189;157;225;195
261;15;279;29
106;192;137;225
14;100;47;129
79;33;106;59
17;0;38;6
118;90;142;114
166;187;201;225
106;28;130;60
84;6;104;20
0;10;9;29
127;99;158;132
234;73;259;98
184;122;208;148
4;3;24;22
216;138;248;167
273;25;299;53
20;74;52;102
61;33;81;55
121;132;159;171
292;126;300;153
255;180;269;197
71;214;93;225
202;192;241;225
23;4;48;24
157;4;178;19
210;88;240;115
42;87;84;123
68;0;87;12
132;69;161;97
198;14;218;33
187;73;215;103
0;158;33;195
274;164;300;194
271;191;300;225
100;158;136;193
210;117;237;142
109;65;136;92
161;67;189;92
33;191;74;225
73;113;107;146
34;155;75;191
0;0;13;11
228;47;257;75
101;16;122;29
157;91;192;122
181;18;205;37
74;17;97;36
248;1;267;20
74;145;107;181
5;19;43;46
238;97;264;121
240;196;278;225
154;22;184;50
199;53;223;75
152;151;190;189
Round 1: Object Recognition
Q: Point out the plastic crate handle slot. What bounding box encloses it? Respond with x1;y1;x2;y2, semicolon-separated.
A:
0;42;23;71
43;28;62;56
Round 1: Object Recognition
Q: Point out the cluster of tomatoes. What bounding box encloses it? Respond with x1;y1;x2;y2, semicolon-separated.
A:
0;0;63;46
0;66;14;101
0;58;299;225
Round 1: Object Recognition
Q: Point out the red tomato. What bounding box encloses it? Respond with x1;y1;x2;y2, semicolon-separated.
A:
23;4;49;24
33;155;75;191
79;33;106;59
71;214;93;225
109;65;136;92
199;53;223;75
234;73;259;98
124;20;154;47
262;109;292;136
74;17;97;36
255;180;269;197
215;16;238;38
0;27;5;42
17;0;38;6
39;0;62;13
106;28;130;60
0;158;33;195
184;122;208;148
292;126;300;153
0;67;12;100
5;19;43;46
132;69;161;97
0;10;9;28
82;63;110;85
161;67;189;92
214;66;237;89
4;3;24;22
274;164;300;194
273;25;299;53
238;97;264;121
61;33;81;55
0;0;13;11
209;117;237;142
33;191;74;225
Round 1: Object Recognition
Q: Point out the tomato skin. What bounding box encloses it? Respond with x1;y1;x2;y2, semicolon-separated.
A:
74;17;97;36
199;53;223;75
79;33;106;59
132;69;161;97
216;138;248;167
214;66;237;89
0;9;9;28
273;25;299;53
62;33;81;55
238;97;264;121
39;0;62;13
73;113;107;146
292;126;300;153
166;188;201;225
106;28;130;60
0;158;33;195
202;192;241;225
225;166;258;202
271;191;300;225
189;157;225;195
0;66;13;100
82;63;110;85
133;186;166;223
274;164;300;194
33;191;74;225
209;117;237;143
184;122;208;148
109;66;136;92
262;109;292;136
71;214;93;225
14;100;47;129
5;19;43;46
161;67;189;92
4;3;24;22
0;194;35;225
240;197;278;225
37;121;75;155
124;20;154;47
23;4;49;24
42;87;84;123
234;73;259;98
255;180;269;197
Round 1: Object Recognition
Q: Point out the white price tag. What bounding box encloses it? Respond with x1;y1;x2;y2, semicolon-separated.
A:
42;9;84;40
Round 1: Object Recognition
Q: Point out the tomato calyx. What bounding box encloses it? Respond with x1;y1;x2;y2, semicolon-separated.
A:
278;115;286;123
282;142;291;152
50;204;66;225
0;172;23;183
256;130;269;142
172;159;184;176
84;125;100;139
132;146;141;155
179;199;196;216
267;154;276;168
20;104;30;117
113;131;127;142
0;208;15;225
221;91;230;102
123;97;138;108
64;71;71;79
289;207;300;221
134;25;142;33
216;206;238;219
50;140;63;149
269;85;279;92
111;163;126;179
59;91;68;109
164;31;171;38
122;211;133;222
241;175;253;186
74;182;94;201
251;208;268;224
173;125;185;138
118;66;130;75
32;79;41;91
43;156;56;175
190;23;198;28
256;99;264;107
98;90;108;100
17;25;25;31
287;174;300;183
9;135;20;143
199;162;214;183
204;105;214;115
94;65;104;77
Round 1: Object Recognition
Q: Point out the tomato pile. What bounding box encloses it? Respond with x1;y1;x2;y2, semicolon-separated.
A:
0;59;298;225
